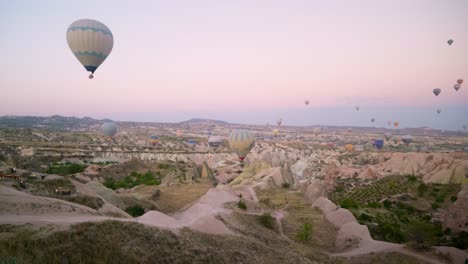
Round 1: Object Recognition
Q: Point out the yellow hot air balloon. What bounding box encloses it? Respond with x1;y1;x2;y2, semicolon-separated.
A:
229;130;255;161
67;19;114;79
272;129;279;136
344;144;354;152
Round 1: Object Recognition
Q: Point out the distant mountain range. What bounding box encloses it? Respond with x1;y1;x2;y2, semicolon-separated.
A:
0;115;105;130
179;118;229;125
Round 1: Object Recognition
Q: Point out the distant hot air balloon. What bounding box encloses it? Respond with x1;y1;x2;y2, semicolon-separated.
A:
187;139;197;146
454;84;461;91
457;79;463;85
384;132;392;141
67;19;114;79
208;136;223;147
277;118;283;126
463;125;467;130
344;144;354;152
305;100;310;106
313;128;321;135
371;118;375;123
393;136;400;144
176;130;183;137
436;109;442;114
229;130;255;161
433;88;441;96
393;122;399;128
447;39;453;46
374;139;384;150
102;122;117;138
272;129;280;136
387;120;392;126
401;135;413;146
149;135;160;146
355;106;360;111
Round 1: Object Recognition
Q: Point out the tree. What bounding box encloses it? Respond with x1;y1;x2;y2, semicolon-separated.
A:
406;222;437;249
297;223;313;242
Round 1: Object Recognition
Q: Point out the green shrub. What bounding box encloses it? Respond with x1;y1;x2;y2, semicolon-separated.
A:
383;200;392;209
450;231;468;249
450;196;457;202
435;196;445;203
340;198;359;209
367;201;381;208
406;222;437;249
258;213;275;230
237;200;247;210
125;205;145;217
357;213;374;223
157;163;170;169
407;175;418;182
103;172;162;190
417;183;428;197
45;163;87;175
431;203;439;210
281;182;290;189
296;223;313;242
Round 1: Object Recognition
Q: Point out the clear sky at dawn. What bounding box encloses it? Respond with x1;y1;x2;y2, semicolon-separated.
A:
1;0;467;130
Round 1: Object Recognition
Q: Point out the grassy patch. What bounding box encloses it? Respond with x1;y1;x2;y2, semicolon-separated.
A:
45;163;87;175
0;221;318;264
104;171;162;190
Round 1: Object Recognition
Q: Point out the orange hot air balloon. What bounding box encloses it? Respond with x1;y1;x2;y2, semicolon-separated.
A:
344;144;354;152
393;122;399;128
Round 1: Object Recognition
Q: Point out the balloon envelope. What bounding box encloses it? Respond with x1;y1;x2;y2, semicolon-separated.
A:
454;84;461;91
384;132;392;141
67;19;113;77
229;130;255;161
448;39;453;45
393;122;399;127
433;88;441;96
102;122;117;137
305;100;309;106
344;144;354;152
355;106;360;111
457;79;463;85
272;129;279;136
374;139;384;150
436;109;441;114
208;136;223;147
371;118;375;123
402;135;413;146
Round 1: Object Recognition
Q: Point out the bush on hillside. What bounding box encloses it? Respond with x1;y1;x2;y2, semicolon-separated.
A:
258;213;275;230
125;205;145;217
297;223;313;242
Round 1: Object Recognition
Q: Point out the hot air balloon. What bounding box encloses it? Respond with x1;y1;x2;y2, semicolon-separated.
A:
229;130;255;161
67;19;114;79
187;139;197;146
387;120;392;126
272;129;280;136
463;125;467;130
436;109;441;114
149;135;160;146
457;79;463;85
313;127;321;135
208;136;223;147
102;122;117;138
355;106;360;111
305;100;310;106
277;118;283;126
384;132;392;141
344;144;354;152
176;130;183;137
448;39;453;46
401;135;413;146
374;139;384;150
371;118;375;123
454;84;461;91
433;88;441;96
393;122;399;128
393;136;400;144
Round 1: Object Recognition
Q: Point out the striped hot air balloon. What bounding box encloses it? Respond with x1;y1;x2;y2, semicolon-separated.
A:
229;130;255;161
67;19;114;79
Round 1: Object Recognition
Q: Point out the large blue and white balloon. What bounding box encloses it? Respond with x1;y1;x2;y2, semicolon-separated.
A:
67;19;114;79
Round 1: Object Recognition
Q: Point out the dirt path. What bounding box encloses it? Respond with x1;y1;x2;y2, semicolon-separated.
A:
332;240;446;264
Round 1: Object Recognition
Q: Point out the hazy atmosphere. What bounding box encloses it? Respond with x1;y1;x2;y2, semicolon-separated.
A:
1;0;467;129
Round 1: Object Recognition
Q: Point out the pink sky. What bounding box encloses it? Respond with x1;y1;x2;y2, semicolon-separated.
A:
0;0;467;128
